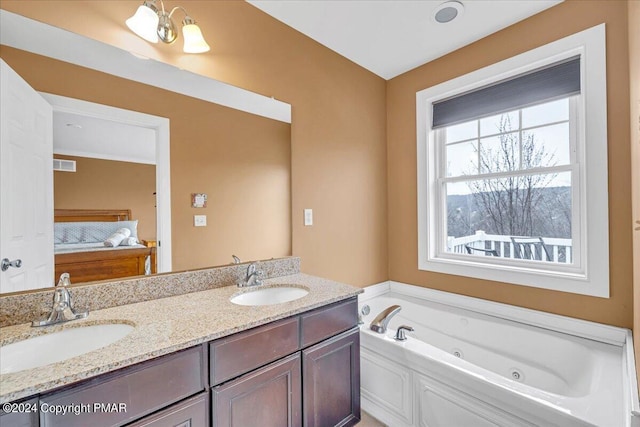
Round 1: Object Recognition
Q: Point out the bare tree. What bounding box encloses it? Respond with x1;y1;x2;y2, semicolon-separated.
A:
466;115;558;237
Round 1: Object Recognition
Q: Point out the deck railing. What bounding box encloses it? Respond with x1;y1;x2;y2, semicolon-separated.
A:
447;231;572;264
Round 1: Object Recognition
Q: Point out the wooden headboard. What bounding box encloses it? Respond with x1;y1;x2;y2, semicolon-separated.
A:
54;209;132;223
53;208;156;282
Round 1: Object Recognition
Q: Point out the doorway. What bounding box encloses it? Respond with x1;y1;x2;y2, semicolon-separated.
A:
41;93;172;273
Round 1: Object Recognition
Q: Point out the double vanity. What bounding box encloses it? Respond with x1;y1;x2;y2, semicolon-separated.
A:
0;257;362;427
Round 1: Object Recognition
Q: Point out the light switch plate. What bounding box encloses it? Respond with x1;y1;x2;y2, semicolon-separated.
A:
304;209;313;226
194;215;207;227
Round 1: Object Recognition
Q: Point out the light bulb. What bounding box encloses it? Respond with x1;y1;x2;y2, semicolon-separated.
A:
182;22;210;53
126;3;160;43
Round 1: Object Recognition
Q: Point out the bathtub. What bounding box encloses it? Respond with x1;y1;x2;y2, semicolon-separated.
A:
359;282;639;427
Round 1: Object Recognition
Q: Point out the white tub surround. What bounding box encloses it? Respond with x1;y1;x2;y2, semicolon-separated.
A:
358;281;638;427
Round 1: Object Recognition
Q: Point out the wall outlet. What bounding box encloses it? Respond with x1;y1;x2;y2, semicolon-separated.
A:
304;209;313;226
194;215;207;227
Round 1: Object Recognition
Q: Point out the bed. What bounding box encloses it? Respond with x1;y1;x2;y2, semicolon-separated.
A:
54;209;157;283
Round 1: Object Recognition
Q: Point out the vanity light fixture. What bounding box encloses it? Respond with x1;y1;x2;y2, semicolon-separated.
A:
126;0;210;53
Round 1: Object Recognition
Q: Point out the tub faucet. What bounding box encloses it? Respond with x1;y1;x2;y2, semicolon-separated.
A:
32;273;89;327
370;305;401;334
394;325;414;341
237;262;264;287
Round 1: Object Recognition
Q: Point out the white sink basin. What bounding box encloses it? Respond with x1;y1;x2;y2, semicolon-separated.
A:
231;286;309;306
0;323;135;375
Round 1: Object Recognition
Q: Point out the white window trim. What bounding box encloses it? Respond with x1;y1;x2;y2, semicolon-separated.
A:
416;24;609;298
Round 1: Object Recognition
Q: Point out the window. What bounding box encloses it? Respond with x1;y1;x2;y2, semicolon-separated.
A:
416;24;609;297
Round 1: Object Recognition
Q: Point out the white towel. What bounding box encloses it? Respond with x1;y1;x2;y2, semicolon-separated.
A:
120;236;139;246
104;228;131;247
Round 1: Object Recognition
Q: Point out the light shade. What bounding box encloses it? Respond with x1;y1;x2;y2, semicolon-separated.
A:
182;23;210;53
126;4;160;43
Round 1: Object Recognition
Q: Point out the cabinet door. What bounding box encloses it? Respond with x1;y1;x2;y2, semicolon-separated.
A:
302;327;360;427
212;353;301;427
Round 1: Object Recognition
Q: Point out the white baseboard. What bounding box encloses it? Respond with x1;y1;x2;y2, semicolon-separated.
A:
358;281;391;302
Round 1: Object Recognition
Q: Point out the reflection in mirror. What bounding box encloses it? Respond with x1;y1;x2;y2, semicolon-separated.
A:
46;94;167;286
0;11;292;293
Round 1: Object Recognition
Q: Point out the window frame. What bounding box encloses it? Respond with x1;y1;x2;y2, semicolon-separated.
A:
435;96;581;273
416;24;609;297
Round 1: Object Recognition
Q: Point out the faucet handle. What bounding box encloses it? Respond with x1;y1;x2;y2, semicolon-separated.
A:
394;325;414;341
57;272;71;287
358;304;370;325
253;269;264;286
32;273;88;327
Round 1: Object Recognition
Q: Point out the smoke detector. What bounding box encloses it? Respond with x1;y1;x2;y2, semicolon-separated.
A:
433;1;465;24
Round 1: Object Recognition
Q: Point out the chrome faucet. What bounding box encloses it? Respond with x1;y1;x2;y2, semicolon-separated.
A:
32;273;89;327
237;262;264;287
370;305;401;334
394;325;414;341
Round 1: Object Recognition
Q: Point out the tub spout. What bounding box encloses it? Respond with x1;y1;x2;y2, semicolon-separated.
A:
370;305;401;334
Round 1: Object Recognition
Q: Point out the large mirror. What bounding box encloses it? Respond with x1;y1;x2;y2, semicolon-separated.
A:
0;11;292;293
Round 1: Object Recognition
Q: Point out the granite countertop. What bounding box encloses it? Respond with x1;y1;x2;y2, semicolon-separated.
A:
0;273;362;403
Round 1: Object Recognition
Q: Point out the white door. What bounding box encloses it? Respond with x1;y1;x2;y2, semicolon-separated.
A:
0;59;53;293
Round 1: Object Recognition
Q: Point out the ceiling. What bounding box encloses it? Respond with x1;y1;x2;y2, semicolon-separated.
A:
19;1;564;163
248;0;562;80
53;111;156;165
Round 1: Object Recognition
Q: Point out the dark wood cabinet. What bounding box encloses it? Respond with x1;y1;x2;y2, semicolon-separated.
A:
128;393;208;427
0;398;39;427
300;299;358;348
302;327;360;427
209;299;360;427
210;317;300;385
40;346;205;427
212;353;302;427
6;297;359;427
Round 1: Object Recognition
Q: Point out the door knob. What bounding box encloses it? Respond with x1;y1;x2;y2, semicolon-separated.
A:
1;258;22;272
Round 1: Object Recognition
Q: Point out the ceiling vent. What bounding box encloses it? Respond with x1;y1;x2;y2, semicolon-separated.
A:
433;1;464;24
53;158;76;172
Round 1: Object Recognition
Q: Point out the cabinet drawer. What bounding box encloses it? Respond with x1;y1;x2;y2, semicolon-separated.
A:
128;393;208;427
210;317;299;385
40;346;205;427
300;298;358;348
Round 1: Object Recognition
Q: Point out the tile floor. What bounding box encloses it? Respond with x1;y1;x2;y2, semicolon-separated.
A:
357;411;386;427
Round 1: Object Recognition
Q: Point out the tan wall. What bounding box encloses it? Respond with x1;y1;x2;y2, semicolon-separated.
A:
53;155;157;241
387;0;633;327
0;1;389;286
0;46;292;272
629;0;640;380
